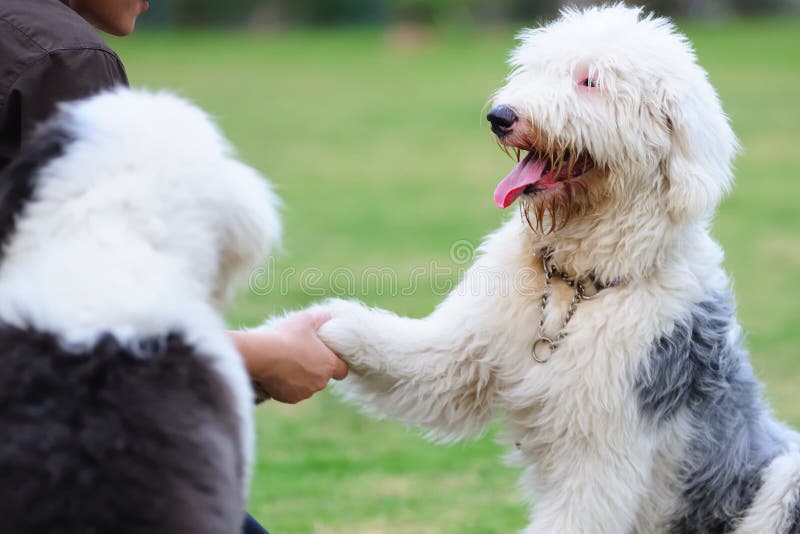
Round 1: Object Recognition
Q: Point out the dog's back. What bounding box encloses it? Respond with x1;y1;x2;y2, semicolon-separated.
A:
0;326;244;534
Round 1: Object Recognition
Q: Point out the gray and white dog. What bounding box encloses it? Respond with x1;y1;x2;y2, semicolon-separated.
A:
301;6;800;533
0;89;280;533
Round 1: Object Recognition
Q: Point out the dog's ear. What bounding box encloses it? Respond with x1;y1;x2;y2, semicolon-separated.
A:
661;82;738;222
213;161;282;305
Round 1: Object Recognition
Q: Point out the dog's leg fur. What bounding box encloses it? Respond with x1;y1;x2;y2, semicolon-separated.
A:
316;223;538;442
317;291;497;442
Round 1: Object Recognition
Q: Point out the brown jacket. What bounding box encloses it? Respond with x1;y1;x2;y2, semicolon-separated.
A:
0;0;128;171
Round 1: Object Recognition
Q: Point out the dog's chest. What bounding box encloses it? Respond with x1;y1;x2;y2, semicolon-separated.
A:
493;281;663;452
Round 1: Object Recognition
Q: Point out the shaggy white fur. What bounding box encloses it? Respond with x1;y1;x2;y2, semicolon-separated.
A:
0;89;280;503
302;5;800;533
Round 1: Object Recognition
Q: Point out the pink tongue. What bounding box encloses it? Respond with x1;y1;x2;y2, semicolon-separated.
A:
493;155;547;209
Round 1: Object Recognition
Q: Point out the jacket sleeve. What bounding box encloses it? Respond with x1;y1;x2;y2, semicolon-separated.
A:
8;47;128;147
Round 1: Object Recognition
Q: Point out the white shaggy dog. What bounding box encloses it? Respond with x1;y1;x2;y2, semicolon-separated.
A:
0;89;280;533
309;5;800;533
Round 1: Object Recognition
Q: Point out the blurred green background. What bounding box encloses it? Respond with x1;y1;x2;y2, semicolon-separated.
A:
112;2;799;532
138;0;799;27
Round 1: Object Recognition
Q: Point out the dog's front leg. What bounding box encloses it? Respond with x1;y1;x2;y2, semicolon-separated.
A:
312;221;537;441
313;292;499;441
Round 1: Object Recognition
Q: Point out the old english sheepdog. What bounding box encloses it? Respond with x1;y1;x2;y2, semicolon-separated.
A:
0;90;280;533
309;5;800;533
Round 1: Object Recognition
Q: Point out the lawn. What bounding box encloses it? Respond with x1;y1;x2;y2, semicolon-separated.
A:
111;17;800;533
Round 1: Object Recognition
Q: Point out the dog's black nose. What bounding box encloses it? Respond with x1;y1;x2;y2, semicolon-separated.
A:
487;105;518;136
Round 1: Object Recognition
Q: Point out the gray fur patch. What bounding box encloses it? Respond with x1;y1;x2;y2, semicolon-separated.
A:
636;294;785;533
788;487;800;534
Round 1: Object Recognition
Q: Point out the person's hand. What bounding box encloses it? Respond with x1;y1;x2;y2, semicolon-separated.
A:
231;312;348;404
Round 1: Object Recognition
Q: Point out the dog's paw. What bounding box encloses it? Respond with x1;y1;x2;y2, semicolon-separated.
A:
312;299;376;371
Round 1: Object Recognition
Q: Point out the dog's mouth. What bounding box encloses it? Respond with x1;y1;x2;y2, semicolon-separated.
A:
493;149;595;209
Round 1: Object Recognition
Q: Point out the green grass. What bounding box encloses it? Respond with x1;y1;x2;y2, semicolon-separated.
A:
110;18;800;533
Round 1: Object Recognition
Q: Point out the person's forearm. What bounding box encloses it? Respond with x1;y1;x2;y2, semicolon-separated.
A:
227;312;348;404
228;329;283;381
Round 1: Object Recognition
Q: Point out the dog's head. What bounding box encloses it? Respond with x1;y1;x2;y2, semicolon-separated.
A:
488;5;737;232
0;89;280;316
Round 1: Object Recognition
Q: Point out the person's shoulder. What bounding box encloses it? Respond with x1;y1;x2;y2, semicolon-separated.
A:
0;0;117;57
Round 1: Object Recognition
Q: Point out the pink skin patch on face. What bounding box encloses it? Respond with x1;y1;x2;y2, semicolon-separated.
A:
575;69;600;93
491;68;602;209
